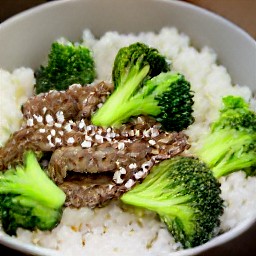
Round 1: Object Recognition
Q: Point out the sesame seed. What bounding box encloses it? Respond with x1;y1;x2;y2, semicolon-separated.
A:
56;111;65;124
78;119;86;129
110;132;116;138
135;130;140;136
42;107;47;114
85;135;92;141
46;114;54;126
27;118;34;127
129;130;135;136
149;139;156;145
143;129;150;137
39;128;46;133
54;123;62;128
129;163;137;169
48;141;55;148
58;130;64;136
64;123;72;132
81;140;92;148
134;171;144;180
67;137;75;144
151;127;159;137
117;142;125;150
97;103;103;108
47;134;52;141
33;114;43;123
55;137;62;145
113;170;124;184
95;134;103;143
86;125;92;131
119;167;126;175
124;179;135;189
51;129;56;136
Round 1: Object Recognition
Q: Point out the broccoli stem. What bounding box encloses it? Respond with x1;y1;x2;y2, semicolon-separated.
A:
91;64;150;126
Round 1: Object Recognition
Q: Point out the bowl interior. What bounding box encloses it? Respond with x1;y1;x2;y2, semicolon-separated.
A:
0;0;255;88
0;0;255;255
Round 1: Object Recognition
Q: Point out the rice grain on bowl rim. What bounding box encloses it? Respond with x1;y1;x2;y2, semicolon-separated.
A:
0;27;256;256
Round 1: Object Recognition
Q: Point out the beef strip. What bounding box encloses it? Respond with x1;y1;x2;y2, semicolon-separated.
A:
0;82;191;209
60;130;189;208
22;81;113;123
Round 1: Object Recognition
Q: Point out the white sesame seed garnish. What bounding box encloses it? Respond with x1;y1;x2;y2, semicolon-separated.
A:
129;163;137;169
143;129;150;137
46;114;54;126
81;140;92;148
39;128;46;133
56;111;65;123
47;134;51;141
27;118;34;127
42;107;47;114
151;127;160;137
95;134;103;143
55;137;62;145
135;130;140;136
51;129;56;136
58;130;64;136
85;135;92;141
54;123;62;128
86;125;92;131
129;130;135;136
110;132;116;138
117;142;125;150
64;123;72;132
125;179;135;189
119;167;126;175
113;170;124;184
78;119;86;129
106;128;112;133
67;137;75;144
97;103;103;108
149;139;156;145
33;114;43;123
134;171;144;180
48;141;55;148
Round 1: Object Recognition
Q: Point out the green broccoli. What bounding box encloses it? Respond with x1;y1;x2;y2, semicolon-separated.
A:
197;95;256;178
35;41;95;94
91;42;194;132
121;156;223;248
0;151;66;235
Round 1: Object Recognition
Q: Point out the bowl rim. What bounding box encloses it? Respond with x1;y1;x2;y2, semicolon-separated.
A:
0;0;255;255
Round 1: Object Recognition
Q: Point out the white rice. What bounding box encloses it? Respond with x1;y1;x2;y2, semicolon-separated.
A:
0;27;256;255
0;68;35;147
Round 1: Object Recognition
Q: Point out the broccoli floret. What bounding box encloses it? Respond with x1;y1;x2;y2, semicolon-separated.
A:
35;41;95;94
0;151;66;235
197;95;256;178
91;42;194;132
121;156;223;248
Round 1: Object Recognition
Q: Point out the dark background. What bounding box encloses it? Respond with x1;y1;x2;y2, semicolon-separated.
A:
0;0;255;255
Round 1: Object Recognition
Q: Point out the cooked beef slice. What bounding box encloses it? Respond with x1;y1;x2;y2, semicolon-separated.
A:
0;82;191;208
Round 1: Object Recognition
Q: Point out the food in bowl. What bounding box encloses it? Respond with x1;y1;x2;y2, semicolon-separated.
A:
0;27;256;256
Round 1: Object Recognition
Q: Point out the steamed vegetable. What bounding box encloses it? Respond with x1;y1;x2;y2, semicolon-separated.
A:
0;151;66;235
91;42;194;131
197;95;256;178
121;156;223;248
35;41;95;94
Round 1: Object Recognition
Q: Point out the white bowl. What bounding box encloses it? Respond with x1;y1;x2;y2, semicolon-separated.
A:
0;0;255;255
